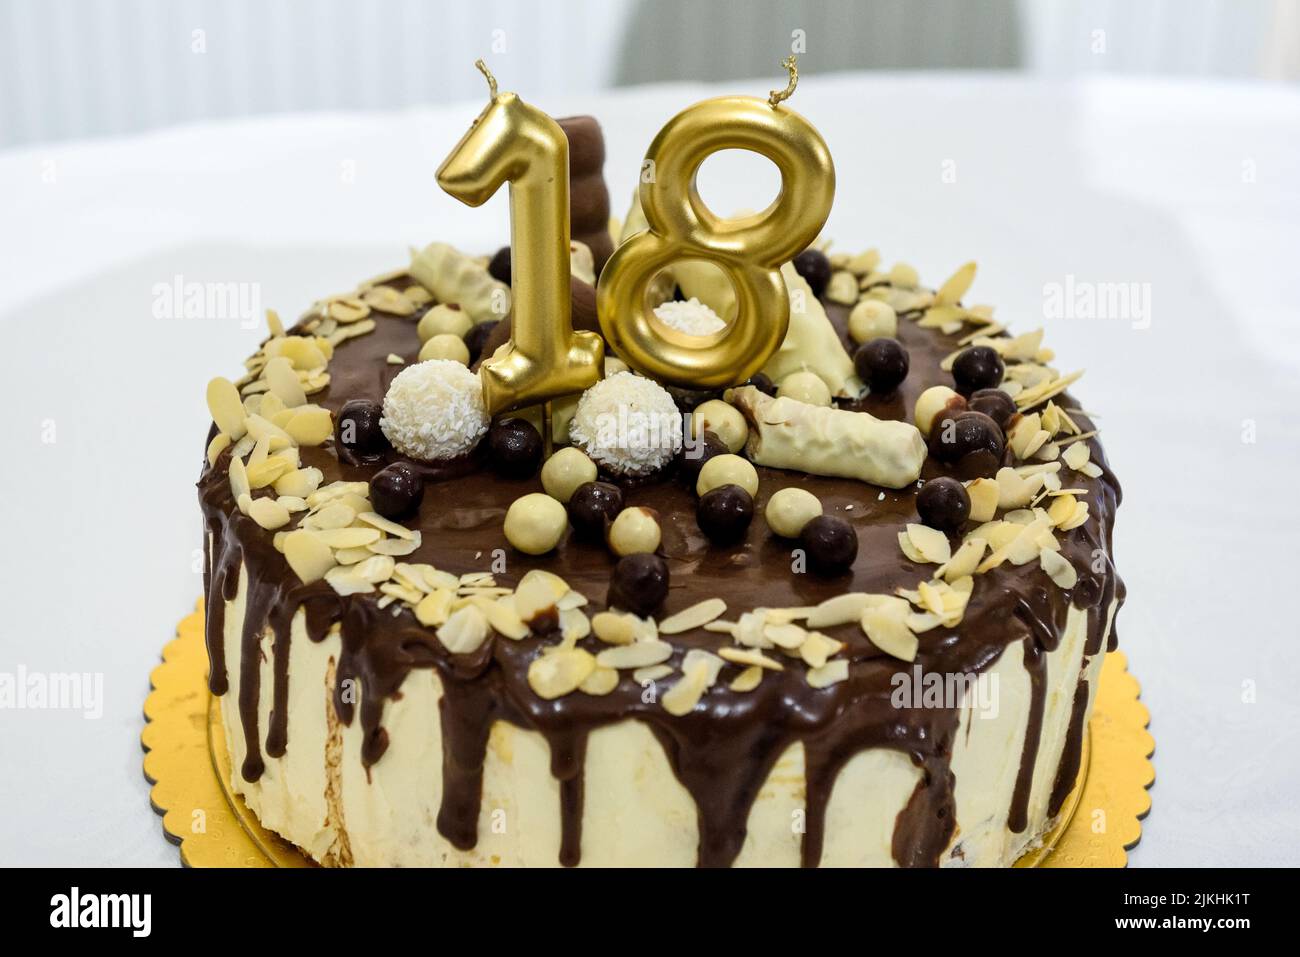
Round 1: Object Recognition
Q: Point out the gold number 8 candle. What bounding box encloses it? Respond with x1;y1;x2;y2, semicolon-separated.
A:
437;62;604;416
597;59;835;389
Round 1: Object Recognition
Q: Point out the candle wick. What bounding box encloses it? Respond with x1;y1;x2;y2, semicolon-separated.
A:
768;55;798;108
474;59;499;99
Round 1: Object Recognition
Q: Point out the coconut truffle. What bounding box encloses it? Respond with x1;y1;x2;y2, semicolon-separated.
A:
380;359;489;462
653;297;726;337
568;371;683;477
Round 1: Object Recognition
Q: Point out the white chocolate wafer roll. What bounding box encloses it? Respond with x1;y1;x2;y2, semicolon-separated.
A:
728;386;926;489
410;242;511;324
762;263;860;399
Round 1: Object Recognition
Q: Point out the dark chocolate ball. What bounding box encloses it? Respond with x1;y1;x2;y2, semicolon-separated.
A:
696;484;754;544
951;345;1005;394
967;387;1016;428
679;429;729;482
607;553;669;617
929;410;1005;478
853;337;910;394
369;462;424;520
487;246;512;285
916;477;971;533
792;248;832;298
799;515;858;575
568;481;624;541
740;371;777;396
336;399;388;460
464;320;499;364
487;418;543;479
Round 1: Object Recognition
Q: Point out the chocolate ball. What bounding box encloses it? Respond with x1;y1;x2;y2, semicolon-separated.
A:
567;481;623;541
336;398;388;461
742;372;777;396
369;462;424;520
799;515;858;576
696;484;754;544
853;337;910;394
464;320;499;365
607;553;669;617
792;248;832;298
487;246;511;285
487;418;543;479
916;477;971;533
679;429;729;483
951;345;1005;394
967;387;1016;428
929;410;1005;478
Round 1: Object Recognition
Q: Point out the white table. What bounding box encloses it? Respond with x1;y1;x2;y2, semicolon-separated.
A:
2;73;1298;867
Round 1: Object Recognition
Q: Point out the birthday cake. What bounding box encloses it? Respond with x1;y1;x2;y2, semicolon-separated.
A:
198;104;1123;867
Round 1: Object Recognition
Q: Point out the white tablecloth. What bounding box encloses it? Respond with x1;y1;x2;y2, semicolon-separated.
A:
2;73;1298;867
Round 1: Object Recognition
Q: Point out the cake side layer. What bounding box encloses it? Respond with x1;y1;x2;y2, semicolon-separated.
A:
215;551;1117;866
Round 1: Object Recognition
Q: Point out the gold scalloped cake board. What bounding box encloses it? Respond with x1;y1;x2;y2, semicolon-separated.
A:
143;601;1154;868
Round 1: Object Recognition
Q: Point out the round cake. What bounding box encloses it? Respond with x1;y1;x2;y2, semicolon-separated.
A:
198;172;1123;869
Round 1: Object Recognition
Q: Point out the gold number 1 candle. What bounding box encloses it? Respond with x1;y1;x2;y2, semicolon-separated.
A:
437;62;604;416
597;58;835;390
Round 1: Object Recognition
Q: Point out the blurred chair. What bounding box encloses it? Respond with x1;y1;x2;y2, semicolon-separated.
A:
613;0;1023;86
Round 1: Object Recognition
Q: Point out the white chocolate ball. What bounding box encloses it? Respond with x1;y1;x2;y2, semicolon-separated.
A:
568;371;683;477
418;303;472;341
418;333;470;365
777;371;832;407
607;507;661;556
380;359;489;462
764;487;823;538
504;493;567;555
690;399;748;453
914;385;963;437
696;453;759;497
541;447;597;503
848;300;898;344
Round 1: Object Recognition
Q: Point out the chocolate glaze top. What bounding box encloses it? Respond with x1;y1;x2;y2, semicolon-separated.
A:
199;272;1124;868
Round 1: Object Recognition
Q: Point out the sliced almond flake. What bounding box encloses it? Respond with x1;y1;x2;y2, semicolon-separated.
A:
560;608;591;642
285;406;333;446
356;511;415;540
995;467;1044;510
277;495;308;513
934;261;976;306
482;597;529;640
386;353;406;365
729;665;764;693
733;611;772;648
861;607;919;662
898;532;927;563
333;546;373;566
362;285;416;317
1060;500;1090;531
904;524;952;564
284;529;335;584
248;496;290;530
368;535;421;557
658;598;727;635
403;285;432;305
246;456;293;489
764;622;808;649
935;537;987;582
1016;369;1084;410
1062;441;1091;471
1080;462;1104;479
328;297;371;323
437;604;490;654
228;456;250;501
556;590;588;611
207;432;231;467
596;640;673;670
528;647;596;700
580;667;620;697
703;620;738;636
415;589;454;627
806;593;875;629
592;611;638;646
633;664;673;684
273;467;322;498
236;492;253;515
1040;549;1078;589
206;377;248;440
807;659;850;689
379;581;424;605
263;356;308;408
799;631;843;669
965;478;999;523
718;647;784;671
304;503;357;530
314;527;381;549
